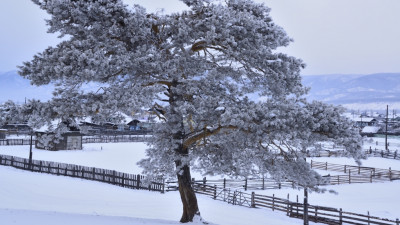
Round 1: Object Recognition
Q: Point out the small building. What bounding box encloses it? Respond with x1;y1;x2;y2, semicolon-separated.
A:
35;132;83;151
352;117;377;128
361;126;381;137
128;119;141;131
0;129;6;139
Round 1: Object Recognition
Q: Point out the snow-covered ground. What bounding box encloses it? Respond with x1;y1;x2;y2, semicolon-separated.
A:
0;166;311;225
1;140;400;224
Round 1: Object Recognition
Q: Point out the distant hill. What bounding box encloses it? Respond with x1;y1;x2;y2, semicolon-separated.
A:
1;71;400;110
301;73;400;109
0;70;53;104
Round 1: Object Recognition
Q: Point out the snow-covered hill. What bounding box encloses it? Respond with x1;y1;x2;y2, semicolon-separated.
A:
302;73;400;109
2;70;400;110
0;70;53;103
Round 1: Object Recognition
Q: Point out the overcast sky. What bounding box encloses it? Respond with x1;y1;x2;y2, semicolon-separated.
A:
1;0;399;75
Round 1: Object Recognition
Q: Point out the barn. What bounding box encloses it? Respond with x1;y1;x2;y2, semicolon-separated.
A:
35;131;83;151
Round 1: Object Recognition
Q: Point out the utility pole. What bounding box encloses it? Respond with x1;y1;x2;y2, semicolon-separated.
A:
385;105;388;151
303;187;309;225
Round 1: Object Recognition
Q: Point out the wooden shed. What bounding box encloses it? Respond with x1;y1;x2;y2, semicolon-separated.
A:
35;132;83;151
0;129;6;139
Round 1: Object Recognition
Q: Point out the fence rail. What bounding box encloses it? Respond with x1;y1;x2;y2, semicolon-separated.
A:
311;160;400;185
82;135;151;144
0;135;150;146
0;139;35;146
0;154;164;192
191;183;400;225
166;177;295;192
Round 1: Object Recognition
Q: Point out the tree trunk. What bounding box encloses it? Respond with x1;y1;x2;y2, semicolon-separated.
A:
176;159;201;223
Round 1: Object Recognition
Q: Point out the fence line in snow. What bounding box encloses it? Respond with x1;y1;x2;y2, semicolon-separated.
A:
0;135;150;146
310;160;400;185
191;183;400;225
0;154;164;193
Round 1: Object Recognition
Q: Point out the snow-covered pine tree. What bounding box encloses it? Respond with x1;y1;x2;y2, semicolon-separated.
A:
0;0;363;223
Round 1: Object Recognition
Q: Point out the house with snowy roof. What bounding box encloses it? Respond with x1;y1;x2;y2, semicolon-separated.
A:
351;117;377;128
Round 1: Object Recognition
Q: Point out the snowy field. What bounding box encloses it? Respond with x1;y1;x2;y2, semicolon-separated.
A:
0;166;310;225
1;140;400;224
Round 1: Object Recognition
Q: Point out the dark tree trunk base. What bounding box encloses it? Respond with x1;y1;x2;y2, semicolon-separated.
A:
176;160;202;223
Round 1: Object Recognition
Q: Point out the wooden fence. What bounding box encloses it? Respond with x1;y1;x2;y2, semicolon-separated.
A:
167;177;295;192
191;183;400;225
366;148;399;160
0;139;34;146
311;160;400;185
0;154;164;193
82;135;150;143
167;160;400;191
0;135;150;146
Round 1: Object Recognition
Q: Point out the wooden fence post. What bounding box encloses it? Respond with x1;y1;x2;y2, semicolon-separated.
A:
11;156;14;167
344;165;347;173
396;218;399;225
39;161;42;172
262;177;265;190
325;162;328;170
296;195;299;217
213;185;217;200
136;174;141;189
389;167;392;181
251;192;255;208
349;171;351;184
57;164;60;176
272;194;275;211
339;208;343;225
304;188;309;225
92;168;95;180
286;194;290;216
162;178;165;194
370;171;373;183
223;178;226;189
310;160;313;169
368;211;370;225
244;178;247;191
